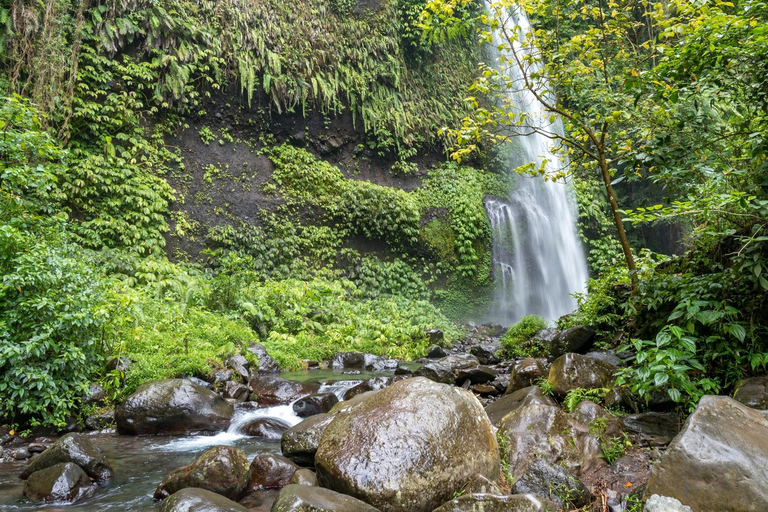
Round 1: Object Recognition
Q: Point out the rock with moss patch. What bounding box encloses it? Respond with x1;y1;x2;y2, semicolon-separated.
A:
547;353;617;398
20;433;113;482
154;445;250;501
159;487;249;512
271;484;382;511
23;462;94;504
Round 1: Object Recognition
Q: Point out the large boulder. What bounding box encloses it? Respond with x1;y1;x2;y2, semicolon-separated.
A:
506;358;547;395
293;393;339;418
547;353;617;397
413;362;454;384
281;413;335;466
484;386;556;426
240;417;292;439
733;376;768;410
511;458;591;509
155;445;250;501
23;462;94;504
271;484;382;511
249;453;298;490
497;403;604;481
549;325;596;358
247;342;281;374
116;379;234;435
431;493;559;512
644;395;768;511
249;375;317;407
20;433;113;481
315;377;500;512
159;487;249;512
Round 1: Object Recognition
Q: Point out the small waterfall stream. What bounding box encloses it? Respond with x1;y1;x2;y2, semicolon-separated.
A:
483;3;589;325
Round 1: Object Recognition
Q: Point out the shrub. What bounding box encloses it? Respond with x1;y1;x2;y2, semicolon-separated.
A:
500;314;548;358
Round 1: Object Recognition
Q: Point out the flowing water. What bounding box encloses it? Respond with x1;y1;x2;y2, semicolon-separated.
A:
0;371;379;511
482;3;589;325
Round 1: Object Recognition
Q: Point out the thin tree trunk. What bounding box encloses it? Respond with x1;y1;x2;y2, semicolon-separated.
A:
598;152;637;286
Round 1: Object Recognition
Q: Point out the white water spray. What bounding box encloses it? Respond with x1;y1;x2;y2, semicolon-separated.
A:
483;3;589;325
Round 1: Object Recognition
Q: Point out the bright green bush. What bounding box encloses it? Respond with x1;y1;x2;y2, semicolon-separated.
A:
500;314;548;358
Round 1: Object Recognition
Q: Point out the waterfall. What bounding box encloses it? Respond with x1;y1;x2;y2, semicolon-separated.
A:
482;2;589;325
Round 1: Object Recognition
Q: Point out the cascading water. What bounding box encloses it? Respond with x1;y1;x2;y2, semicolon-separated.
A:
483;2;589;325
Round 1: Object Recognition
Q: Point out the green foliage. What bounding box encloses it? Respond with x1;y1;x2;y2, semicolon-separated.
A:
500;314;547;358
562;387;609;413
534;376;555;396
600;433;632;465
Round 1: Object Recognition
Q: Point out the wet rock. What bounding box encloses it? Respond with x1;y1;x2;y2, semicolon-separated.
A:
395;364;413;376
604;386;637;413
248;342;281;374
623;412;680;446
580;450;654;504
414;362;454;384
271;484;382;511
155;445;250;501
187;376;214;389
547;353;617;397
28;443;47;453
226;355;250;382
330;352;384;370
288;469;318;486
315;377;500;512
240;417;292;439
116;379;234;436
469;344;501;365
106;356;131;373
249;375;317;407
733;376;768;410
249;453;298;490
343;377;393;400
20;433;113;482
507;358;547;394
224;381;249;401
214;370;234;384
159;487;249;512
371;358;399;371
570;401;623;438
437;354;480;372
549;325;596;359
643;494;693;512
586;351;622;367
281;414;335;466
426;329;445;344
23;462;93;504
512;458;591;508
459;474;503;495
484;386;556;426
83;383;107;405
497;403;604;480
644;395;768;511
85;410;115;430
15;448;31;460
456;366;498;386
293;393;339;418
432;493;559;512
470;384;499;396
327;390;379;414
427;345;448;358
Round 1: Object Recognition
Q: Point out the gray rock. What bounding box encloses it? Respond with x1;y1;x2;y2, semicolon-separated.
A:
271;484;381;511
469;344;501;365
315;377;499;512
240;417;292;439
85;410;115;430
484;386;556;426
224;381;249;401
247;342;281;374
154;445;250;501
214;370;234;384
570;401;623;438
547;353;617;397
281;414;335;466
249;375;317;407
116;379;234;435
249;453;298;490
23;462;94;504
586;351;622;367
226;355;250;381
427;329;445;344
330;352;383;370
644;395;768;511
293;393;339;417
414;362;454;384
733;376;768;410
456;366;498;386
549;325;596;358
604;386;637;412
187;376;214;389
431;493;559;512
512;458;591;508
15;448;31;460
20;433;113;481
643;494;693;512
343;377;393;400
459;474;503;495
507;358;547;395
427;345;448;358
288;468;318;486
159;487;249;512
623;412;680;445
437;354;480;371
106;356;131;373
83;383;107;405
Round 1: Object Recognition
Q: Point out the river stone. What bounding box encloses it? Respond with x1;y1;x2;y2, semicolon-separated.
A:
83;383;107;405
315;377;500;512
85;410;115;430
585;351;623;367
498;403;603;481
644;395;768;511
331;352;382;369
240;417;293;439
437;354;480;371
469;344;501;365
116;379;234;435
271;484;382;512
432;493;559;512
570;400;623;438
623;412;680;445
23;462;93;504
343;377;393;400
507;358;547;394
288;468;318;486
248;342;281;374
549;325;596;359
414;362;454;384
547;353;617;397
20;433;113;481
159;487;249;512
460;474;503;495
484;386;556;426
281;413;335;466
155;445;250;501
249;375;317;407
249;453;299;490
293;393;339;417
455;366;498;386
226;355;250;382
733;376;768;409
224;381;249;401
643;494;693;512
511;458;591;509
427;345;448;358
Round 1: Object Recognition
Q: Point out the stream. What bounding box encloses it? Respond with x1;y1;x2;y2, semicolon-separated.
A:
0;369;396;511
